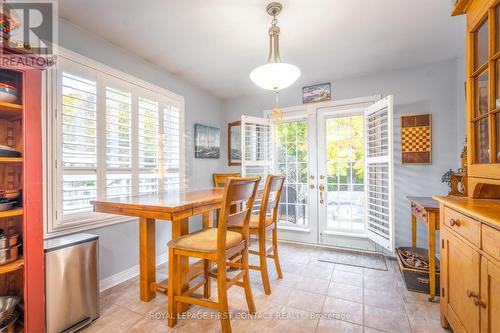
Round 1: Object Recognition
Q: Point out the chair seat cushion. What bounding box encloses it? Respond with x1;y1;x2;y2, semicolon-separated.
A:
167;228;243;253
248;214;273;229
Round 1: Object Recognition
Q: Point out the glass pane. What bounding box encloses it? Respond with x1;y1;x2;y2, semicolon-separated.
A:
476;70;489;116
475;118;490;163
275;120;308;227
325;115;365;234
496;61;500;109
497;113;500;162
497;6;500;53
476;18;489;68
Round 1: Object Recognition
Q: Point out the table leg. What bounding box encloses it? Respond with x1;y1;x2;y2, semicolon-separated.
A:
202;211;214;228
202;211;214;298
412;214;417;248
139;217;156;302
172;217;190;312
428;212;437;302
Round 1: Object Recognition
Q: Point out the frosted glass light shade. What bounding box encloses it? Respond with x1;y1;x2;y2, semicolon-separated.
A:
250;62;301;90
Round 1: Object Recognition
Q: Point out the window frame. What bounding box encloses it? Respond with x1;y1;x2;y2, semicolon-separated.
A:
43;47;185;236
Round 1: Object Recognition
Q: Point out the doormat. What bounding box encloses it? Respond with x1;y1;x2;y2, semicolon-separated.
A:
318;248;388;271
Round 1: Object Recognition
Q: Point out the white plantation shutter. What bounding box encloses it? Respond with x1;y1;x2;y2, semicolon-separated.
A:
364;96;394;251
105;84;133;198
163;105;181;191
60;62;98;215
138;96;160;194
241;115;273;212
50;53;185;231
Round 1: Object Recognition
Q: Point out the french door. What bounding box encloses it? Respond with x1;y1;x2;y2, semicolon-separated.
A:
241;96;395;252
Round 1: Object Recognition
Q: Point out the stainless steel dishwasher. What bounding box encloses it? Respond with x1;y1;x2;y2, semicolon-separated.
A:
45;233;99;333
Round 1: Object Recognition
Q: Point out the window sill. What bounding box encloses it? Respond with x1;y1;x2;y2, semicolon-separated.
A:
45;214;138;239
278;225;310;233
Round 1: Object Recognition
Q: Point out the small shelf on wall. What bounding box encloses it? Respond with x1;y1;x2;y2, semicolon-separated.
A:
0;157;22;164
0;102;22;119
0;257;23;275
0;208;23;218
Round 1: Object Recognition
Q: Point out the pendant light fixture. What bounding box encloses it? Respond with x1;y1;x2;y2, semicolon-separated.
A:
250;2;301;91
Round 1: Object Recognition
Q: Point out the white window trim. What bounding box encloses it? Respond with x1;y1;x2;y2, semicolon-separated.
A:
43;47;186;237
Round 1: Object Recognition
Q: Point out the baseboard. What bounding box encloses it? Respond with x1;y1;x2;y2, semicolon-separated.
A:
99;252;169;292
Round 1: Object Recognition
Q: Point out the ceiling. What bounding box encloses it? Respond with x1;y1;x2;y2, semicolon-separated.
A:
59;0;465;100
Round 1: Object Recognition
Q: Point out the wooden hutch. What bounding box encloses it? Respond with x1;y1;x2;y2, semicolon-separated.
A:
0;49;49;332
435;1;500;332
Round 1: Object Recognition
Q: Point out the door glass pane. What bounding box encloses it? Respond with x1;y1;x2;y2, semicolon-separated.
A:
275;120;308;227
476;19;489;68
497;6;500;53
496;113;500;162
496;61;500;109
475;118;490;163
325;115;365;234
476;70;489;117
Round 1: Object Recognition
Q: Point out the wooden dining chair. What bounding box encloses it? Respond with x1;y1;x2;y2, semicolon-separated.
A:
167;176;260;333
213;172;241;188
229;174;285;295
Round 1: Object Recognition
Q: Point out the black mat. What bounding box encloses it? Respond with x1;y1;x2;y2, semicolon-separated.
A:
318;248;388;271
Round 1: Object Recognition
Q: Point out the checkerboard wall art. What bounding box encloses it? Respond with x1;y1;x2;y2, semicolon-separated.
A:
401;114;432;164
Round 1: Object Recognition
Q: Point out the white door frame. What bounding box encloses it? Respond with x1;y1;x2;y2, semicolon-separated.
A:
264;95;381;247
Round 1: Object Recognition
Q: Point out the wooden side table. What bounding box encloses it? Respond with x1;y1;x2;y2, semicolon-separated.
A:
406;196;440;302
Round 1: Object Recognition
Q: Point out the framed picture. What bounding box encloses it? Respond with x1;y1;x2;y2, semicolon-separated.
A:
228;120;241;166
194;124;220;159
302;82;331;104
401;114;432;164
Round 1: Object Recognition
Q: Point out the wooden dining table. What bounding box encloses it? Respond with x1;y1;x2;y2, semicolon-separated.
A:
90;188;224;304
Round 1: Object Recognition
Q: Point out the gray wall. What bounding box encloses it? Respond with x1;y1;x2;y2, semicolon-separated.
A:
58;19;227;280
223;59;462;249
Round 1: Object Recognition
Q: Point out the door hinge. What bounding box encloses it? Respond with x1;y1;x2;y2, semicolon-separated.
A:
442;287;445;298
441;239;444;249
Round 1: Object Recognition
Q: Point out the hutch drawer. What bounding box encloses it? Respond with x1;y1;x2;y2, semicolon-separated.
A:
443;207;481;247
482;224;500;263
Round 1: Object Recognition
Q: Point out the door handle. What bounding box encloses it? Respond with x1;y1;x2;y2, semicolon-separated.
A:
319;184;325;204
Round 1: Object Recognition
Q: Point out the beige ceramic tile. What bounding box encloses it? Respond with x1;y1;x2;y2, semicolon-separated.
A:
363;288;405;312
295;276;331;295
331;270;364;287
364;304;411;333
285;289;326;313
316;318;363;333
335;264;364;274
322;296;364;326
327;282;363;304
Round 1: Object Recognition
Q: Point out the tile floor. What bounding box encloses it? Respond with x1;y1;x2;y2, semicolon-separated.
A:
82;242;451;333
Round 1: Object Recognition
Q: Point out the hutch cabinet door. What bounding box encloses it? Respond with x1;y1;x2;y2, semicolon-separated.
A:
443;230;481;332
480;256;500;333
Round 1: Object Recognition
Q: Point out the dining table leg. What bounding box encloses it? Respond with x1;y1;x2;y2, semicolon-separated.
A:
172;216;190;312
202;211;214;298
139;217;156;301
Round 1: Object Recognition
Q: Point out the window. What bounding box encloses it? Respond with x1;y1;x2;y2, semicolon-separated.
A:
45;51;184;234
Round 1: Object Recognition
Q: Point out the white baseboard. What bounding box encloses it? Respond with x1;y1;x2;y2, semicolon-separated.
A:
99;252;169;292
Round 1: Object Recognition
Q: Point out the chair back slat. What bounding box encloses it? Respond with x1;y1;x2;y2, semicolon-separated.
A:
213;173;241;188
217;176;260;258
257;174;285;228
227;210;248;228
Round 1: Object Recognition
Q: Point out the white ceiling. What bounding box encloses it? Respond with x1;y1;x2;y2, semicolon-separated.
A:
59;0;465;100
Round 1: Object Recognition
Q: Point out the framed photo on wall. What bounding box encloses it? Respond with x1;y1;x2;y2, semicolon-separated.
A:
302;82;331;104
194;124;220;159
228;120;241;166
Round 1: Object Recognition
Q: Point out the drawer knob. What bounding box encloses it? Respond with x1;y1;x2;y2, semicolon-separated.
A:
466;289;477;298
478;298;487;308
449;218;461;227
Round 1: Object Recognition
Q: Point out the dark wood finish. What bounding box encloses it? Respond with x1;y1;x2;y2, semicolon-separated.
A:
91;188;226;304
227;121;241;166
167;177;260;333
407;196;440;301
